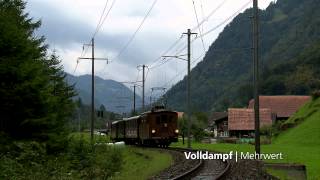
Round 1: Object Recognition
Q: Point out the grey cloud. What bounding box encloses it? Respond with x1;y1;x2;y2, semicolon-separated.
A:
26;0;174;67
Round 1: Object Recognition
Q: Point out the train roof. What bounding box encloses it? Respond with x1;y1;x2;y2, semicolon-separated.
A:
141;109;177;115
111;115;141;124
123;115;141;121
111;110;177;125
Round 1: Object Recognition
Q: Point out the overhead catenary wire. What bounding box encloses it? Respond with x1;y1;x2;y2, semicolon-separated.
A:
149;0;234;71
199;0;206;28
147;35;185;68
191;0;206;53
74;0;116;78
74;0;116;74
114;0;158;61
148;0;228;70
198;0;252;39
92;0;110;38
93;0;117;38
191;0;228;31
161;51;206;88
154;0;252;89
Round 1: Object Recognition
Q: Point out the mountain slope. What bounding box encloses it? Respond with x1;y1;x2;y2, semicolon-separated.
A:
165;0;320;112
66;74;141;113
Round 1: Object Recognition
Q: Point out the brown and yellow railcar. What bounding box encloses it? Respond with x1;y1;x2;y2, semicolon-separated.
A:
111;109;179;147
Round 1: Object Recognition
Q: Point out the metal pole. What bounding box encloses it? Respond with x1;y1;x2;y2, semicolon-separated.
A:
253;0;260;154
142;65;145;112
133;85;136;114
187;29;191;149
182;29;197;149
91;38;95;144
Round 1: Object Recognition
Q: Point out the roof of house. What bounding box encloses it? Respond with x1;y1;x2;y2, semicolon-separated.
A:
228;108;272;130
208;112;228;126
248;96;310;118
212;112;228;120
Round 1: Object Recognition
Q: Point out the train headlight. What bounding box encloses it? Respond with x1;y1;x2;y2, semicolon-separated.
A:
152;129;156;134
175;129;179;133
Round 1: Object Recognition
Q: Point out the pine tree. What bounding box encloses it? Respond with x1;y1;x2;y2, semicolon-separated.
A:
0;0;75;152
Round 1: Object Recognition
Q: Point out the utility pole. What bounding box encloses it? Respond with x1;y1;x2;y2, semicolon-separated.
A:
142;65;145;112
162;29;196;149
78;38;109;145
91;38;95;145
139;65;148;112
133;85;136;114
183;29;197;149
253;0;260;154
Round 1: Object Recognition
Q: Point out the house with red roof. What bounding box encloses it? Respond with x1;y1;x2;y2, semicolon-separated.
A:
248;96;310;120
224;95;310;137
228;108;273;137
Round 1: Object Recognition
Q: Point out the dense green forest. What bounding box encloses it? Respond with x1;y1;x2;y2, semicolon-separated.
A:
165;0;320;112
0;1;123;178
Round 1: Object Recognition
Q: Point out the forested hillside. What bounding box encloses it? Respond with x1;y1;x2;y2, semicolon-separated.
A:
165;0;320;112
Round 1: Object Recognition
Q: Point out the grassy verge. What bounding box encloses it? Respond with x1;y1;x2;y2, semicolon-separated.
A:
111;147;172;180
0;132;173;179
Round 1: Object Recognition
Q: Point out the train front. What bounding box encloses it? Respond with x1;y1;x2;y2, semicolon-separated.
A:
149;110;179;146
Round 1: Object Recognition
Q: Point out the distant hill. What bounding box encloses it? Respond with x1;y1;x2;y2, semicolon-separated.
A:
165;0;320;112
66;73;142;113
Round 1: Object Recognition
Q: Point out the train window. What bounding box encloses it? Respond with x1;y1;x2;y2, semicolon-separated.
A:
161;115;168;123
156;116;161;124
168;116;172;122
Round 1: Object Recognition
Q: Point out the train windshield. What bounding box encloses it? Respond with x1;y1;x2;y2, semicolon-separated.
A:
156;114;173;124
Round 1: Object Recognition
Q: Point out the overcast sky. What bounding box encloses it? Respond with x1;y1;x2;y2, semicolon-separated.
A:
26;0;274;97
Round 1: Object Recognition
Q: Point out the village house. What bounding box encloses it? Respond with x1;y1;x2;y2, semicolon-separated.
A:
208;112;228;138
228;108;273;137
215;95;310;138
248;96;310;120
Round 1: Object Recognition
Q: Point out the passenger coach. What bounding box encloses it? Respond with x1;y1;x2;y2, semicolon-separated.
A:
111;107;179;147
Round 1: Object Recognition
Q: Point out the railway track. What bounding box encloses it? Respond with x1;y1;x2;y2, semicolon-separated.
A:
149;147;230;180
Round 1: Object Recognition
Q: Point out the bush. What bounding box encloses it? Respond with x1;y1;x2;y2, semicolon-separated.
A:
311;90;320;100
260;125;272;138
0;137;123;179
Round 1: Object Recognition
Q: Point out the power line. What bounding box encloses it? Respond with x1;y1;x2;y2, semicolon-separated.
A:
148;35;185;68
198;0;252;39
161;46;250;89
93;0;109;38
191;0;228;31
149;0;251;73
74;0;116;75
93;0;117;38
74;0;117;85
191;0;206;53
162;51;206;88
148;1;227;70
199;0;206;25
114;0;157;61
